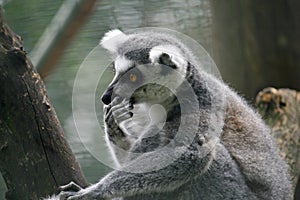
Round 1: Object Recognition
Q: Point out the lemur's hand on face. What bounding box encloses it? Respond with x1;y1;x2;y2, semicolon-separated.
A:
105;97;133;127
104;97;134;151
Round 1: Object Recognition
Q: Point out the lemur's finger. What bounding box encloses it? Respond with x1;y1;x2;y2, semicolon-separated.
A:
105;99;131;123
111;96;121;106
112;103;131;117
105;96;121;114
115;111;133;123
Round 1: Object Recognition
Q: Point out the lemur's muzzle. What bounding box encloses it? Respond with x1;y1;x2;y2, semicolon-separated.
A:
101;85;114;105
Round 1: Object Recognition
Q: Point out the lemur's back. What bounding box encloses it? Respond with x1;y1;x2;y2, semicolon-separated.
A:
221;84;292;199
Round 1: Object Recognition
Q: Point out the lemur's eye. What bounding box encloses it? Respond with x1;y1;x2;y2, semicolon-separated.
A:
130;73;137;82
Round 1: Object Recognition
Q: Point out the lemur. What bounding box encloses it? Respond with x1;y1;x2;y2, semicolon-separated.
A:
47;29;292;200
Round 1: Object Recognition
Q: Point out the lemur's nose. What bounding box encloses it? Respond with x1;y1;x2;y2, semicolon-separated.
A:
101;86;113;105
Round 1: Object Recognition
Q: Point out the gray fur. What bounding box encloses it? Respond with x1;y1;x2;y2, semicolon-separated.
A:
50;30;291;200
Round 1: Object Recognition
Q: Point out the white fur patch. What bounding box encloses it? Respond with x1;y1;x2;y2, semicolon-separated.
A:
100;29;128;53
114;56;134;73
149;45;188;73
149;104;167;125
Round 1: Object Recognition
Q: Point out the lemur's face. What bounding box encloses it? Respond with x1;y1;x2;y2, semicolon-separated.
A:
101;56;181;106
100;30;188;107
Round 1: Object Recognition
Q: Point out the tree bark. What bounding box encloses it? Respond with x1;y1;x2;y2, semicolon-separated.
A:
256;87;300;199
0;7;88;200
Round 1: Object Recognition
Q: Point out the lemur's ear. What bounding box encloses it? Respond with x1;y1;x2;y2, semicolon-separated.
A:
100;29;128;53
158;53;177;69
149;45;187;69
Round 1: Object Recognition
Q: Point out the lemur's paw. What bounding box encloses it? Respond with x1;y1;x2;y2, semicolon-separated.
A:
105;97;133;125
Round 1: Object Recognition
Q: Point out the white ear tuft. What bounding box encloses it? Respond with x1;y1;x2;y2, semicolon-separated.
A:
100;29;128;53
149;45;187;68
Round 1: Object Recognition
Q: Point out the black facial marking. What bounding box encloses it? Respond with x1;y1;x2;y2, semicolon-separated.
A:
125;48;151;64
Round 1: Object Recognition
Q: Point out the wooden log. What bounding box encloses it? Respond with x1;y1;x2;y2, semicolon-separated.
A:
0;7;88;200
256;87;300;198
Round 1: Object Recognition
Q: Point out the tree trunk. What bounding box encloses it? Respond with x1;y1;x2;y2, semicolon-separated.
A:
210;0;300;99
0;7;88;200
296;176;300;200
256;87;300;199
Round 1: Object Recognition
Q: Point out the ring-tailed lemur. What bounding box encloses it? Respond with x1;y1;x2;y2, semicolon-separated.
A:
48;29;292;200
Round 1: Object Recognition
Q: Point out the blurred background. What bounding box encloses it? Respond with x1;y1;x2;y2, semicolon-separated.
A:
0;0;299;198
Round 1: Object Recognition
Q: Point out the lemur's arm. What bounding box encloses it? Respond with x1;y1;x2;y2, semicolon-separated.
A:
59;98;215;200
60;142;215;200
